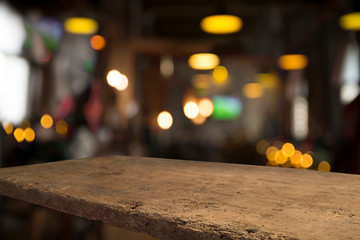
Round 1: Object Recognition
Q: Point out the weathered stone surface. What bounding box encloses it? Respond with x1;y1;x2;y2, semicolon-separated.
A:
0;156;359;239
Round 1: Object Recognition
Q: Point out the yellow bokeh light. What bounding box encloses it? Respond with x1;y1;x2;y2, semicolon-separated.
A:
200;15;243;34
13;128;24;142
255;73;278;88
301;153;313;168
40;114;53;129
290;150;302;167
188;53;220;70
90;35;106;50
64;17;98;35
24;127;35;142
157;111;173;130
339;12;360;30
282;143;295;157
318;161;331;172
198;98;214;117
243;83;264;98
191;114;207;125
212;65;228;83
256;140;269;155
266;146;278;162
278;54;308;70
2;122;13;135
275;150;288;164
184;101;199;119
56;120;68;137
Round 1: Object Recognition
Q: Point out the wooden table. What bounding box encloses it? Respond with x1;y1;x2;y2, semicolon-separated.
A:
0;156;359;240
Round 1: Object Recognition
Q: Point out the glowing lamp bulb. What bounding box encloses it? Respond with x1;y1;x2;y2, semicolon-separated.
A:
188;53;220;70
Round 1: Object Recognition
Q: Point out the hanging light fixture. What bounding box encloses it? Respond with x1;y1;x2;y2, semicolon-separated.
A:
188;53;220;70
201;14;242;34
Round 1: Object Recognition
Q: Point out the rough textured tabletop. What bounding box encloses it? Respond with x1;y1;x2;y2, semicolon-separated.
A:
0;156;359;240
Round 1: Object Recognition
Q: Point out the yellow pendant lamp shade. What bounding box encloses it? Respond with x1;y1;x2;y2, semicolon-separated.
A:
64;17;99;35
339;12;360;30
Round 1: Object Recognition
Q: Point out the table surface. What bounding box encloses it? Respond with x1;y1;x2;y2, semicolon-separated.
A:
0;156;359;240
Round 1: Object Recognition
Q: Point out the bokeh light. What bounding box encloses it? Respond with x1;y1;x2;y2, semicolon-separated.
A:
107;70;128;91
106;69;122;87
278;54;308;70
274;150;288;164
200;15;242;34
282;143;295;157
157;111;173;130
212;65;228;84
188;53;219;70
339;12;360;30
56;120;68;137
243;83;264;98
318;161;331;172
24;127;35;142
13;128;24;142
192;74;212;89
256;140;269;155
301;153;313;168
211;96;242;120
255;73;278;88
290;150;302;167
90;35;106;50
266;146;278;162
198;98;214;117
191;114;207;125
183;101;199;119
2;122;13;135
64;17;98;35
40;114;53;129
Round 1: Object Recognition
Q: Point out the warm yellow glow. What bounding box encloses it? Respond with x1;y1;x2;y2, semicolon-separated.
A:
157;111;173;130
191;114;207;125
90;35;106;50
290;150;302;167
188;53;220;70
40;114;53;129
282;143;295;157
13;128;24;142
184;101;199;119
201;15;242;34
256;140;269;155
56;120;68;137
212;65;228;83
275;150;288;164
107;70;129;91
2;122;13;135
318;161;331;172
243;83;264;98
24;127;35;142
266;146;278;161
114;74;129;91
64;17;98;35
339;12;360;30
192;74;212;89
301;153;313;168
107;70;121;87
198;98;214;117
255;73;278;88
278;54;308;70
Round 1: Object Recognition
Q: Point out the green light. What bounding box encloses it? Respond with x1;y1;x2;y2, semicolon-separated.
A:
211;96;242;120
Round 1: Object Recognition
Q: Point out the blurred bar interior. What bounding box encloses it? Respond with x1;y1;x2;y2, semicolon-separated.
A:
1;0;360;238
